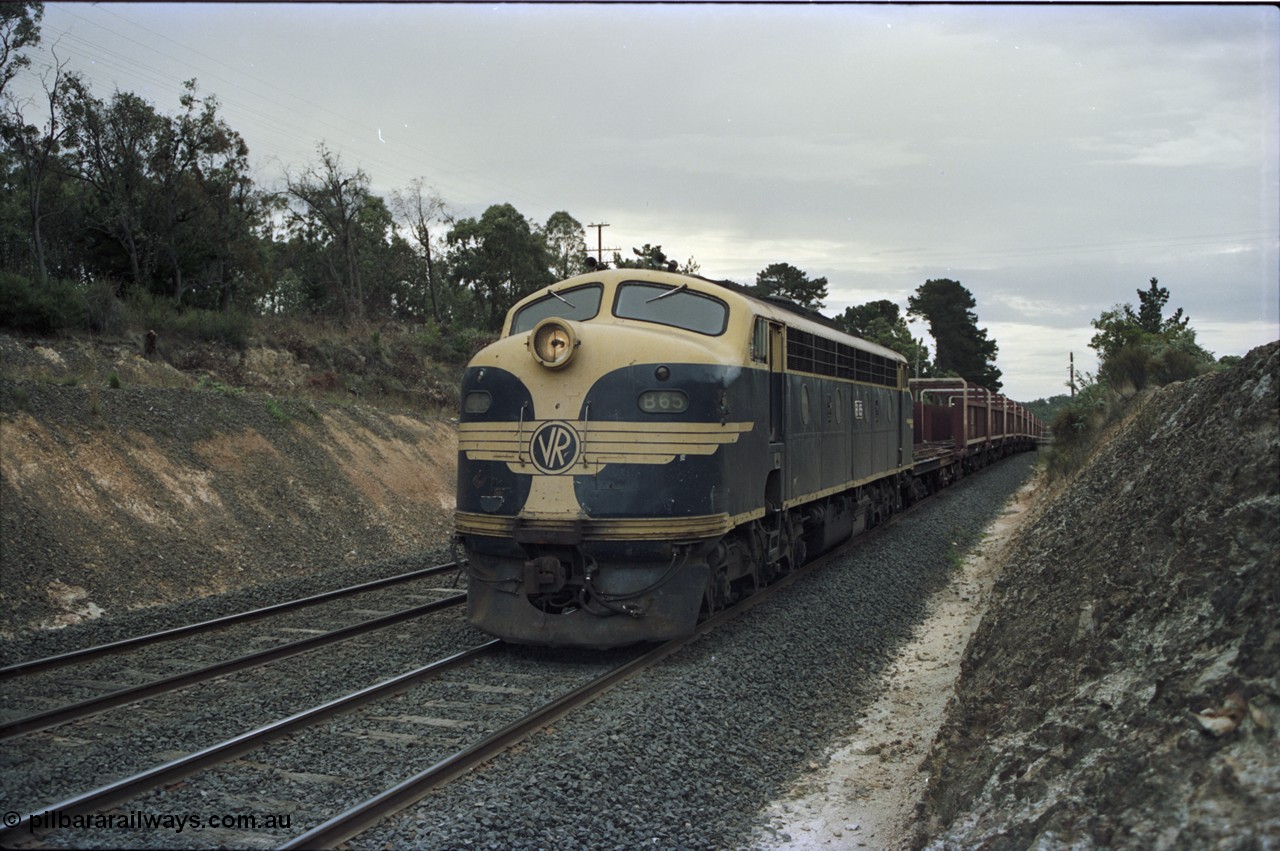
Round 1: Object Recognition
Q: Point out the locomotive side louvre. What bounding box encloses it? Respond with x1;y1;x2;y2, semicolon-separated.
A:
455;268;918;648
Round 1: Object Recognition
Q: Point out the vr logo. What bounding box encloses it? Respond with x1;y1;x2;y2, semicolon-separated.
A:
529;420;581;474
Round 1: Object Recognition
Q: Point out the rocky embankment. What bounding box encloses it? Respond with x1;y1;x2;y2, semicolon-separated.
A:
917;341;1279;848
0;334;457;636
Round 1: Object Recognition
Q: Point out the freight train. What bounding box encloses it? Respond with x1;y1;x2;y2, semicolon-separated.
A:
454;267;1044;648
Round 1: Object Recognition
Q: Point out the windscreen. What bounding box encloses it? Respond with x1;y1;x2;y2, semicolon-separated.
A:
510;284;603;334
613;282;728;336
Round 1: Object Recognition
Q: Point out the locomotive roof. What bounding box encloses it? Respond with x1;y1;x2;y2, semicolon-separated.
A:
529;268;907;365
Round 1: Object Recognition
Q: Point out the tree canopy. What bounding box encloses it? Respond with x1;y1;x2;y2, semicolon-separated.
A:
0;2;42;100
751;262;828;311
907;278;1002;391
543;211;587;281
610;243;699;274
448;203;553;331
834;298;931;376
1088;277;1212;391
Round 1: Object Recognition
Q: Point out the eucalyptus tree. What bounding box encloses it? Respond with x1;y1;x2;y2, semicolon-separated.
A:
390;177;452;324
0;51;74;284
542;210;587;280
447;203;552;331
61;79;167;290
283;143;380;319
150;80;256;304
0;2;42;100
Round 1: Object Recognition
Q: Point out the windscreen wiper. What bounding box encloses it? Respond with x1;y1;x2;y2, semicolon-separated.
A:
547;288;575;308
646;283;687;303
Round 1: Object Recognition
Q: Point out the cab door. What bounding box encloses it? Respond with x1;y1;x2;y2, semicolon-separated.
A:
753;317;787;511
768;321;786;508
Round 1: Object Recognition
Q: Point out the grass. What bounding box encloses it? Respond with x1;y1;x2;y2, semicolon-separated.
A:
264;398;289;423
198;376;244;396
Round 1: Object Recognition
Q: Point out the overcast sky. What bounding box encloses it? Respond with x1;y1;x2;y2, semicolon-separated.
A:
15;2;1279;401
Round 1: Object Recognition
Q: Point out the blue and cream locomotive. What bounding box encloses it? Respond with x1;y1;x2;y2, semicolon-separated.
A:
455;268;914;648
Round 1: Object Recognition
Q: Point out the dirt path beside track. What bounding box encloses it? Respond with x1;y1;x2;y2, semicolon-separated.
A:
757;476;1041;849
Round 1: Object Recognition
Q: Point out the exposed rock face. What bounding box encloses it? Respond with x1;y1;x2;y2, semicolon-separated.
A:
1;378;456;636
918;342;1279;848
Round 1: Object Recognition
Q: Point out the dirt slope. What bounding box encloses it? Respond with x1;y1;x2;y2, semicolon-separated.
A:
1;335;456;636
917;342;1279;848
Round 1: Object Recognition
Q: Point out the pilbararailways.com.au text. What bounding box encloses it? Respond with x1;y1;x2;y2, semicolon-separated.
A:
12;809;292;834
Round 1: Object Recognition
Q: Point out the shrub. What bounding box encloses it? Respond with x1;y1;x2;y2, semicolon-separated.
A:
264;398;289;422
1099;343;1151;395
197;376;242;396
123;290;252;349
0;272;90;334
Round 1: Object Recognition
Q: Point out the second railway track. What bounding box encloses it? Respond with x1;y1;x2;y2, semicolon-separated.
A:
0;559;482;819
0;561;468;732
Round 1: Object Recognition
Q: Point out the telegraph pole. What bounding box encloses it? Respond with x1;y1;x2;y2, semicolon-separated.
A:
1069;352;1076;397
587;223;619;265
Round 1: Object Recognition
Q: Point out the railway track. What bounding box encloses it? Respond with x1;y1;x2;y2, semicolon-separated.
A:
0;562;482;824
0;563;467;733
0;561;463;679
286;533;894;848
2;639;640;848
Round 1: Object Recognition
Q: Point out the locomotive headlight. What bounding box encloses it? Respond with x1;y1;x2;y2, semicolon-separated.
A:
529;318;578;369
463;391;492;414
638;389;689;414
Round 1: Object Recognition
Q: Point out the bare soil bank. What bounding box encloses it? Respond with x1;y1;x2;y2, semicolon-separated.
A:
1;334;456;635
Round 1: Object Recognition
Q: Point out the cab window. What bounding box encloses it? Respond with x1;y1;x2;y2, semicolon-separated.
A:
510;284;603;334
751;317;768;362
614;282;728;336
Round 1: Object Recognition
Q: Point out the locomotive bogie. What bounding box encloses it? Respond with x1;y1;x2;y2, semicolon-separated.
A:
465;543;713;647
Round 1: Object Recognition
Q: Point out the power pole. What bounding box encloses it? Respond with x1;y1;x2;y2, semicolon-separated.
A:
1069;352;1076;397
587;222;619;265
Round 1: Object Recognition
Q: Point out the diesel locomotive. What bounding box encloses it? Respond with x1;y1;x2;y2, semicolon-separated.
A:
454;267;1042;648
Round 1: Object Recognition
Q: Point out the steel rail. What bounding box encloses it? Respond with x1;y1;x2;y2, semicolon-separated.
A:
280;639;686;849
279;572;816;850
0;641;502;846
0;593;466;740
0;562;465;679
